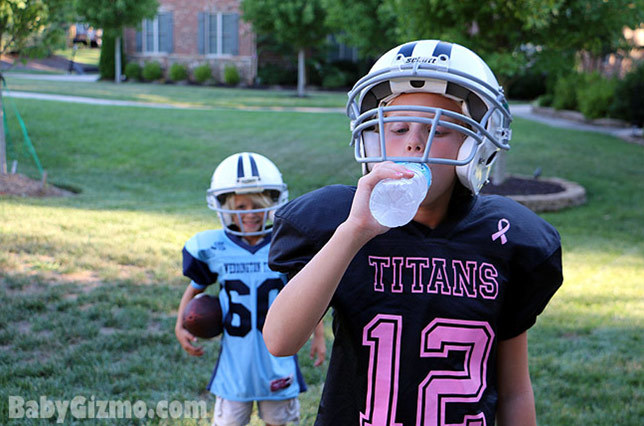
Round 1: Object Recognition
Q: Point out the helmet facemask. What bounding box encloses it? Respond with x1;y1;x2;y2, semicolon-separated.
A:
208;190;281;237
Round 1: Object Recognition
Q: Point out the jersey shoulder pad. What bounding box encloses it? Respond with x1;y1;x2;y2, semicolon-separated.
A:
270;185;355;276
184;229;226;259
276;185;355;236
475;194;561;267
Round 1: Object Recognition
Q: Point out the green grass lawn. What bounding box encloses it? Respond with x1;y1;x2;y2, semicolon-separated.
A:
54;48;101;67
1;75;348;109
0;94;642;425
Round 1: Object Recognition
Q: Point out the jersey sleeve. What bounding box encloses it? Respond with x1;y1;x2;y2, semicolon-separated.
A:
269;185;354;279
496;204;563;340
182;232;219;289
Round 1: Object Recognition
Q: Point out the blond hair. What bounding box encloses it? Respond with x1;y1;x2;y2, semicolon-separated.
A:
221;191;274;211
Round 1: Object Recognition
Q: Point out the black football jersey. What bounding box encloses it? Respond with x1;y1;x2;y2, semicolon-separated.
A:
269;184;562;426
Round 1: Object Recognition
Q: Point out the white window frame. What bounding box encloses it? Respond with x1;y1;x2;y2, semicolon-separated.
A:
141;15;166;54
203;12;237;57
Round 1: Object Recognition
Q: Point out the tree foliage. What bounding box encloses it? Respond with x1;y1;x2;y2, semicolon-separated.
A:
322;0;397;59
75;0;158;82
321;0;644;87
74;0;158;35
386;0;644;84
242;0;327;50
0;0;74;58
242;0;328;95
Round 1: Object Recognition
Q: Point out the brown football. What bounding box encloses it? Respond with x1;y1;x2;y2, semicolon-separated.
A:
182;294;223;338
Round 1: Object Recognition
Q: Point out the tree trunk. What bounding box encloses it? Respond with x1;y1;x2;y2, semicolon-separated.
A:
0;81;6;174
115;33;122;84
297;49;306;97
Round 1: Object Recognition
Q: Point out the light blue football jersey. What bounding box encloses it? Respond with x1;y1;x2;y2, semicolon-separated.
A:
183;229;306;401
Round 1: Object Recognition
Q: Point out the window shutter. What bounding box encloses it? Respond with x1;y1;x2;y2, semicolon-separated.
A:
222;13;239;55
135;28;142;52
209;13;218;54
197;12;205;54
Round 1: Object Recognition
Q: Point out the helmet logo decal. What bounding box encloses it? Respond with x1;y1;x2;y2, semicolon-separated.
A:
248;154;260;177
431;41;453;59
491;218;510;245
236;155;245;179
396;41;418;59
393;41;452;66
236;154;261;182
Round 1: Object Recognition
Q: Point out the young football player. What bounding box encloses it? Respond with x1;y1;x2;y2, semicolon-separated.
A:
175;152;326;426
264;40;563;425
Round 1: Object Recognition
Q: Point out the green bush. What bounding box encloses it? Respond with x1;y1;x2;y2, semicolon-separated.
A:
224;64;241;86
577;72;617;120
141;61;163;82
257;63;296;86
537;93;554;107
322;69;349;89
193;64;212;84
124;62;142;81
610;62;644;126
168;63;188;82
98;32;125;80
506;69;548;101
552;73;581;111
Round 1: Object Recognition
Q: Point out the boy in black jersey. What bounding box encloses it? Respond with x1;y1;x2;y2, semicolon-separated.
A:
263;40;562;425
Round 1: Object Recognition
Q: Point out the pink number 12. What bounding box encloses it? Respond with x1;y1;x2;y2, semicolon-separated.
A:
360;315;493;426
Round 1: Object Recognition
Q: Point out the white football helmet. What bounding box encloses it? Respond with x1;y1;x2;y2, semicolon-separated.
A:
206;152;288;236
346;40;512;194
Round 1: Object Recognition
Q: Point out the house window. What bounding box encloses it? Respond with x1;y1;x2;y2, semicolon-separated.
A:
198;12;239;55
327;34;358;62
136;12;173;53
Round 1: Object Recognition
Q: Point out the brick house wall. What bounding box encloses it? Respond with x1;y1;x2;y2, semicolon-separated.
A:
123;0;257;84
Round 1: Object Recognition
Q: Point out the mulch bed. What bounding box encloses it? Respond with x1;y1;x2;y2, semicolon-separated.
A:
0;173;74;197
480;176;564;196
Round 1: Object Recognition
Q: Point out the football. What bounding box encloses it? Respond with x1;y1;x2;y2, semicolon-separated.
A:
182;294;223;338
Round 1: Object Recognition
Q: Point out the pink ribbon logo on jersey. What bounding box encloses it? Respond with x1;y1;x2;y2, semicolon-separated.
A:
492;218;510;245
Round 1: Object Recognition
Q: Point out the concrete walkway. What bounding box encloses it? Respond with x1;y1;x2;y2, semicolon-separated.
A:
5;72;100;82
4;90;212;110
511;104;639;141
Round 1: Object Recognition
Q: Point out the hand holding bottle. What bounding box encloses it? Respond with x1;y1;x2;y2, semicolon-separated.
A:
369;162;432;227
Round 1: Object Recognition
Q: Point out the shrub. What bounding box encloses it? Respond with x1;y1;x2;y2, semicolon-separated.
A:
322;69;349;89
257;63;296;86
610;62;644;126
537;93;554;107
168;63;188;82
552;73;581;111
98;32;125;80
124;62;142;81
506;70;548;101
224;64;241;86
193;64;212;84
577;72;617;120
142;61;163;81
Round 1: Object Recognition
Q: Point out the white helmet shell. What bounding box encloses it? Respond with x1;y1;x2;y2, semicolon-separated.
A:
346;40;512;194
206;152;288;236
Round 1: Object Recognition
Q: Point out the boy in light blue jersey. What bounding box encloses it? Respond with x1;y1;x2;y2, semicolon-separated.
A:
175;152;326;426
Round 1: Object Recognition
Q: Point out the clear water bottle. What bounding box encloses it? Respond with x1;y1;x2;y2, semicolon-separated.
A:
369;162;432;227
